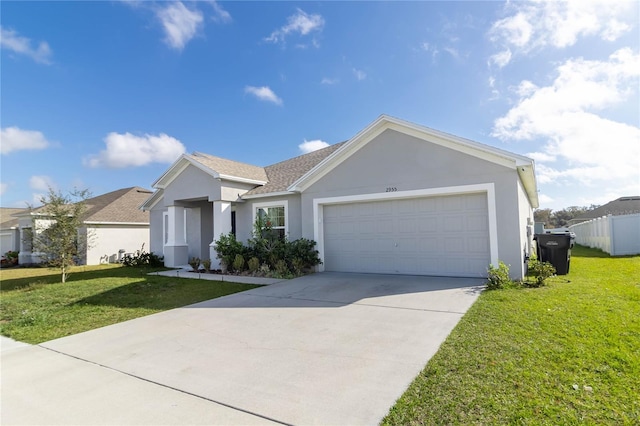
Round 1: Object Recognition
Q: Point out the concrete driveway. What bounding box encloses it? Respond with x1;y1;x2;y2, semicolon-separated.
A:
1;272;484;425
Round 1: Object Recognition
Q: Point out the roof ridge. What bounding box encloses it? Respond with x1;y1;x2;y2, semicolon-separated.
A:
264;141;347;169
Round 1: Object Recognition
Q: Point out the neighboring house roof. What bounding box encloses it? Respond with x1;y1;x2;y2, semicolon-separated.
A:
571;196;640;223
244;142;346;197
16;187;152;224
0;208;27;229
83;187;152;224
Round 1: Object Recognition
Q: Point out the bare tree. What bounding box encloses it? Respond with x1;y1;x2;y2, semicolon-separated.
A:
31;188;92;283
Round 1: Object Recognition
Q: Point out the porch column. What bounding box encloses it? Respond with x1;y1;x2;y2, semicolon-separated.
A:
164;205;188;267
18;227;32;265
209;201;232;269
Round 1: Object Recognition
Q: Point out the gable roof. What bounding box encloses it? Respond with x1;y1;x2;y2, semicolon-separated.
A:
83;187;152;223
0;208;27;229
287;114;539;207
243;142;346;197
18;187;152;224
153;153;268;190
573;196;640;222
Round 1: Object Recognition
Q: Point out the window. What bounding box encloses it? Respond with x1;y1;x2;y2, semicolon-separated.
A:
254;201;288;240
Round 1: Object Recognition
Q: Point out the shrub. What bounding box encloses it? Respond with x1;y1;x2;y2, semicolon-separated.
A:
121;245;164;267
214;223;322;278
486;261;512;290
189;257;201;272
248;257;260;274
201;258;212;272
213;233;245;270
527;259;556;287
274;259;290;278
232;254;245;272
3;250;19;266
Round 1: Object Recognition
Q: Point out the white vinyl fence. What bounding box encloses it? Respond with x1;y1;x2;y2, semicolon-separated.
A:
569;214;640;256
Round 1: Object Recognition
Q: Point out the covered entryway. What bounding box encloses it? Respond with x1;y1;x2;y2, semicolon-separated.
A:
323;193;490;277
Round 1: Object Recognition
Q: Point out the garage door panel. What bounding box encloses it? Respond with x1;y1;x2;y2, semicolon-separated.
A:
443;216;464;232
467;214;489;232
323;194;490;277
468;236;489;253
465;193;487;210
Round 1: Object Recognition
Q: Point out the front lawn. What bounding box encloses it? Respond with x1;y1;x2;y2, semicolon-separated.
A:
0;264;259;344
383;245;640;424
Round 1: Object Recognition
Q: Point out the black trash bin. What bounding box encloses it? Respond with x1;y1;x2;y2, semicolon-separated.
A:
534;233;573;275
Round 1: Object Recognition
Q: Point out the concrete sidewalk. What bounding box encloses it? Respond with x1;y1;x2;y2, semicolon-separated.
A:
2;273;484;425
151;268;286;285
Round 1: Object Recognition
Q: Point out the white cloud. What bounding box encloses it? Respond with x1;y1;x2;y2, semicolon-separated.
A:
489;1;635;61
443;47;460;59
0;127;50;155
30;175;56;192
85;132;186;168
493;48;640;187
207;1;231;23
321;77;339;85
264;9;324;45
526;151;556;163
0;183;8;196
156;2;203;50
29;175;57;205
352;68;366;81
299;139;329;154
244;86;283;105
538;194;554;204
0;26;52;64
489;49;512;68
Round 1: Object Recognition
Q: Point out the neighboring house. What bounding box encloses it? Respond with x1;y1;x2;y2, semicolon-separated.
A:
142;115;539;279
16;187;152;265
569;196;640;225
0;208;26;256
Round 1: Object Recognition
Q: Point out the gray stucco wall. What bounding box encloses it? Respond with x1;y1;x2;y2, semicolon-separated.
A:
163;165;221;205
516;177;534;277
149;206;166;256
300;129;531;278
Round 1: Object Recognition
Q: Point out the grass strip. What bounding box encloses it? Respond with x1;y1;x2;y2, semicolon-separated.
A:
0;264;259;344
383;245;639;425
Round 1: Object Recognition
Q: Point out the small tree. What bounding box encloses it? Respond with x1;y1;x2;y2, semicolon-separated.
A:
31;187;92;283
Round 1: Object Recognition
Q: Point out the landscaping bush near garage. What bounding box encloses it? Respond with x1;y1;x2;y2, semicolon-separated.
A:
383;245;640;425
213;229;322;279
0;264;259;344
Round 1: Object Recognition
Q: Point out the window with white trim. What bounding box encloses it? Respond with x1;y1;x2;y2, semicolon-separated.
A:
254;201;288;240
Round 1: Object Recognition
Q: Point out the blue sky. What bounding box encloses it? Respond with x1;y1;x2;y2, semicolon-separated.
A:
1;1;638;211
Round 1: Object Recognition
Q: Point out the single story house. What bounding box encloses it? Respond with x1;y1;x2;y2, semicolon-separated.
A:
0;208;26;256
16;187;152;265
142;115;539;279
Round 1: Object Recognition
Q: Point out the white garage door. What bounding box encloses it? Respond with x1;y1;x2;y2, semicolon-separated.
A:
323;193;490;277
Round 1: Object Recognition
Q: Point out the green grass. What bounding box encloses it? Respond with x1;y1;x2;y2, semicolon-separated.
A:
383;245;640;425
0;264;259;344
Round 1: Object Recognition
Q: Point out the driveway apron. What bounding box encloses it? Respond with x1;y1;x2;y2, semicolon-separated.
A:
1;273;484;425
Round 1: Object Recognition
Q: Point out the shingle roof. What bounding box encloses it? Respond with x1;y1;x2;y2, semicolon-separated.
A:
244;142;346;196
574;196;640;220
26;187;152;224
0;208;27;229
83;187;152;223
191;152;268;183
